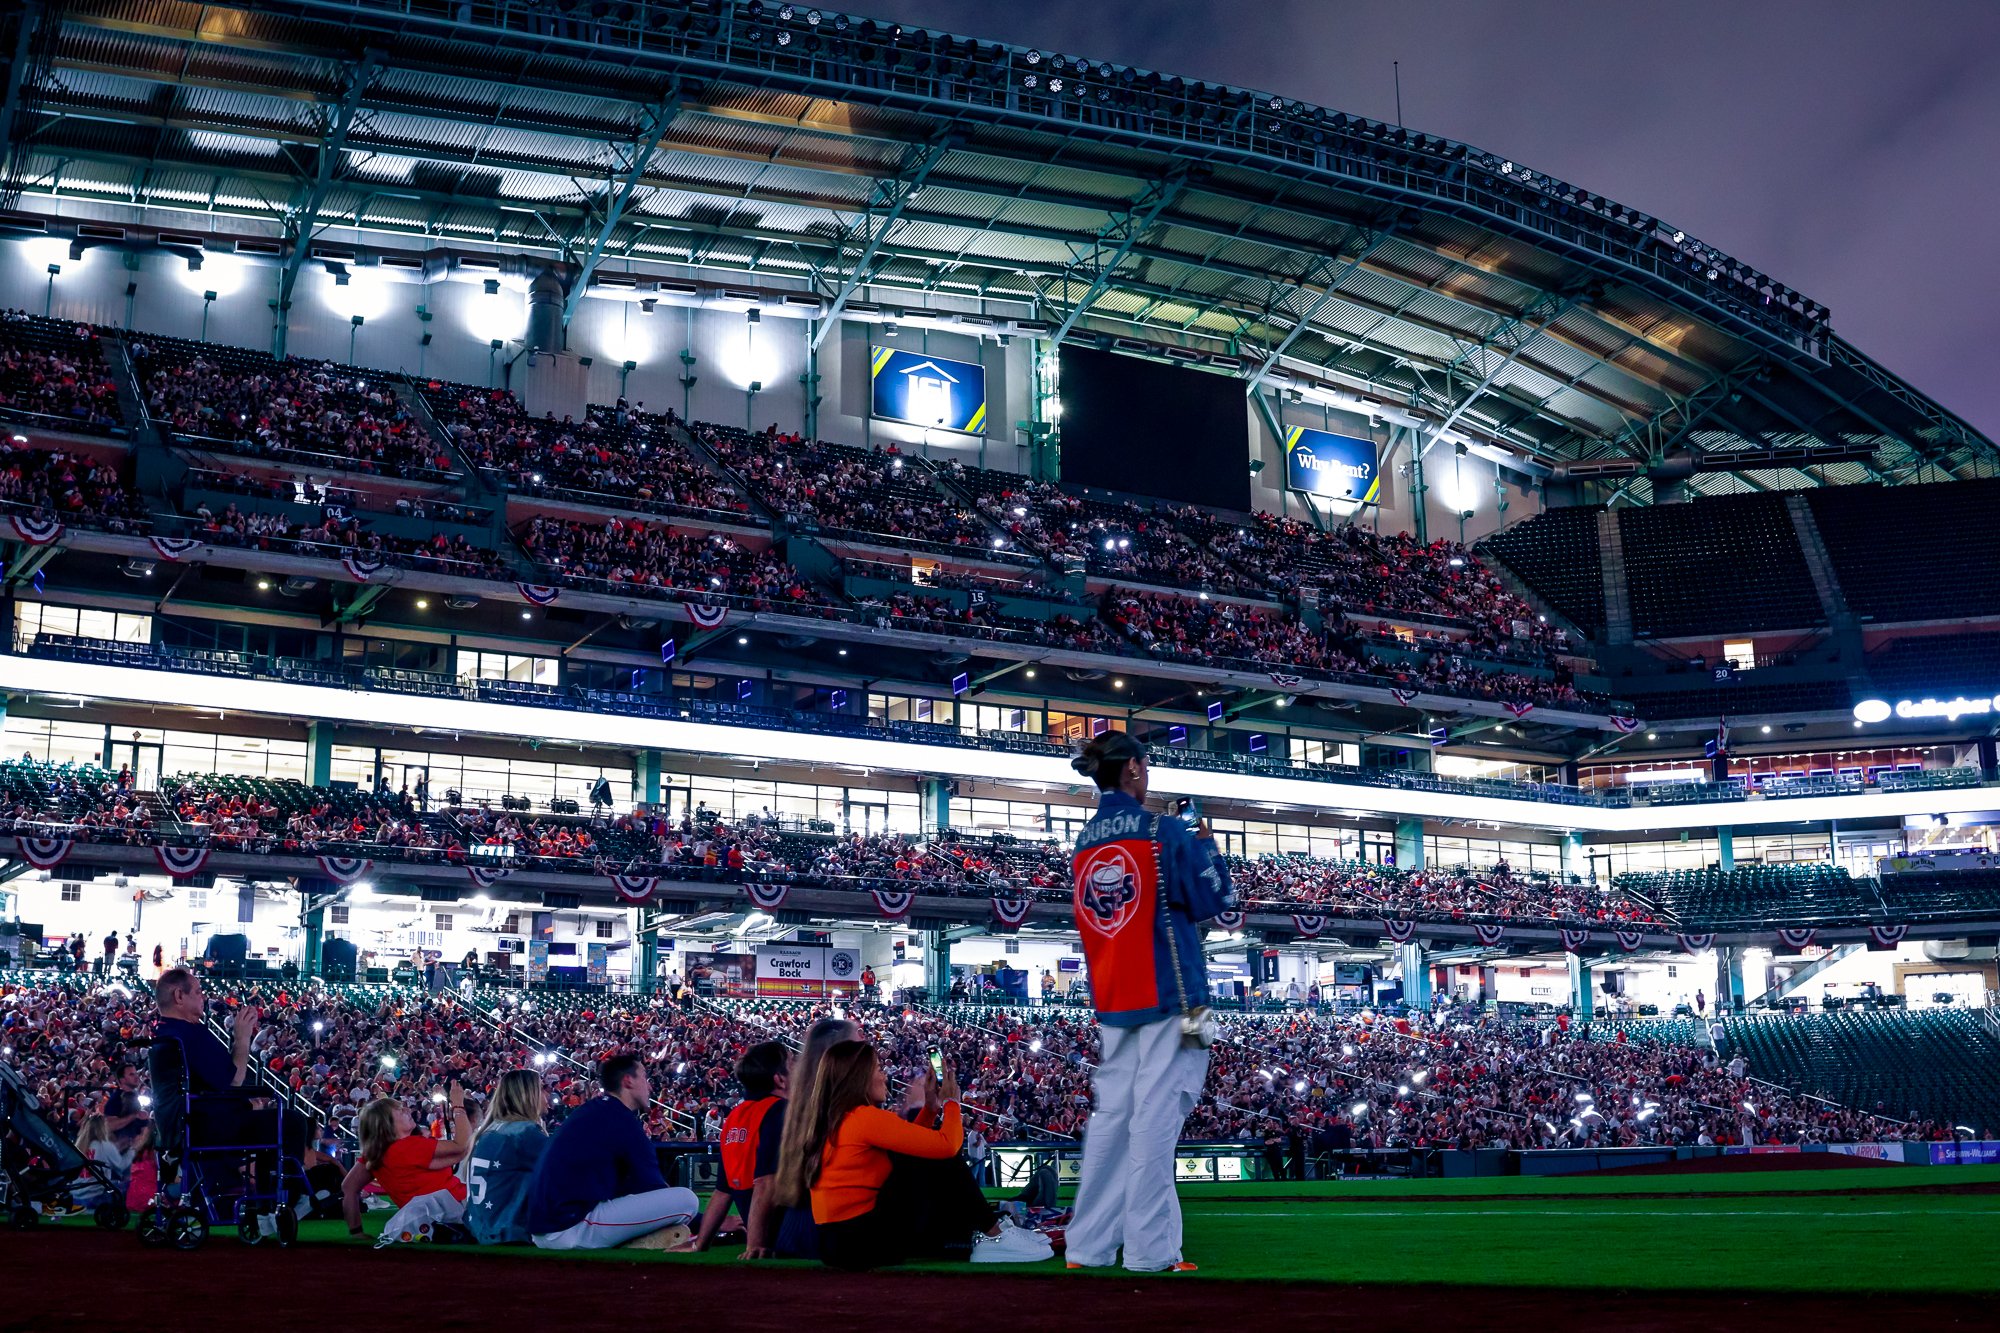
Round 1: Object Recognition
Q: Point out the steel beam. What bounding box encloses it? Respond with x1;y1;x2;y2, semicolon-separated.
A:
1430;291;1582;439
1243;225;1397;396
811;135;954;351
273;54;375;361
1049;170;1189;346
0;2;44;196
563;94;679;333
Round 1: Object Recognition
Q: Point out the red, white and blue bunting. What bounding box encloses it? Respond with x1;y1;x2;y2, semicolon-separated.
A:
870;888;915;921
990;897;1032;930
465;864;513;891
1677;933;1715;953
149;535;205;562
744;881;790;912
685;603;728;630
1868;924;1910;948
1291;914;1327;938
1609;716;1644;734
1615;929;1647;952
515;583;561;607
1505;701;1536;720
1212;909;1246;932
1390;688;1418;706
1474;923;1506;947
153;845;212;879
341;553;385;583
1776;927;1817;951
605;872;657;904
316;855;373;886
9;513;64;546
1381;919;1416;944
1560;927;1591;952
1268;672;1304;690
18;835;73;869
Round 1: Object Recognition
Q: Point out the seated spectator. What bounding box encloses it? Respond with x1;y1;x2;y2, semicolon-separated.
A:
72;1112;136;1203
526;1053;699;1250
678;1040;789;1255
342;1081;473;1244
464;1069;550;1246
780;1039;1047;1268
768;1015;858;1261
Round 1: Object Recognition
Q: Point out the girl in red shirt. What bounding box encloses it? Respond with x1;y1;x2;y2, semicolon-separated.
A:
341;1080;474;1241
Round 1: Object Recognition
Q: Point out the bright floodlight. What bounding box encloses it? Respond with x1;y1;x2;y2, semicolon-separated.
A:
1851;699;1891;724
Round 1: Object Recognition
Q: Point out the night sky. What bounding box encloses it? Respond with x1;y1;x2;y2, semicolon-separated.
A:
878;0;2000;439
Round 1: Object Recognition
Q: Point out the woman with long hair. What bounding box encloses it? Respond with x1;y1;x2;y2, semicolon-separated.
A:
789;1040;1047;1269
340;1081;473;1243
464;1070;550;1245
768;1014;858;1260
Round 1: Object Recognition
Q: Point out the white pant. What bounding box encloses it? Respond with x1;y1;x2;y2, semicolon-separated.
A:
1066;1015;1208;1272
379;1189;466;1242
531;1186;700;1250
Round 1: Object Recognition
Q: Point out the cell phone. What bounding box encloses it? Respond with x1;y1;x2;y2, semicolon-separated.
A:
927;1047;945;1081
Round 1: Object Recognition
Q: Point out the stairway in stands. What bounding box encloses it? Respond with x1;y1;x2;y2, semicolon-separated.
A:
1595;509;1633;645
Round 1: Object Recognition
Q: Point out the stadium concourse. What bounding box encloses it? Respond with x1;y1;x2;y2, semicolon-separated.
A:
3;0;2000;1322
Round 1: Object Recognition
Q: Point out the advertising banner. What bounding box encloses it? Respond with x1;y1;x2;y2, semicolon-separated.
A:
1283;425;1380;503
754;943;862;997
683;949;756;998
870;346;988;434
1929;1140;2000;1166
526;940;549;986
1879;851;2000;875
586;943;607;986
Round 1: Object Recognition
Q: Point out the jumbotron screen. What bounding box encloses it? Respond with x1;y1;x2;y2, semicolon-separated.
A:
1058;345;1251;510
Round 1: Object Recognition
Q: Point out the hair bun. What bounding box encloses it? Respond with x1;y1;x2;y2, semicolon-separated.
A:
1069;752;1095;776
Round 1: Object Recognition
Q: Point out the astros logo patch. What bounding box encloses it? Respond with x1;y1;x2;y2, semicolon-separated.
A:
1073;844;1143;938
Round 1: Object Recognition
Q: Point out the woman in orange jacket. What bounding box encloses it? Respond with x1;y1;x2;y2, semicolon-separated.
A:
783;1040;1050;1269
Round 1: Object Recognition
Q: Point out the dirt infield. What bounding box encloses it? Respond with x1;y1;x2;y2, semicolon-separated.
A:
0;1230;1987;1332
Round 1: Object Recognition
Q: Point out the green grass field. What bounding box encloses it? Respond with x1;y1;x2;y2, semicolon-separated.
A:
298;1165;2000;1294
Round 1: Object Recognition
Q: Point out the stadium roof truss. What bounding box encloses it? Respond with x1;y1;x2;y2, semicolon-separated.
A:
3;0;1992;502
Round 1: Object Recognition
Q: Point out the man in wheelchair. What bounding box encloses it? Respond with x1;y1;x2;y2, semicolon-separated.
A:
144;968;309;1246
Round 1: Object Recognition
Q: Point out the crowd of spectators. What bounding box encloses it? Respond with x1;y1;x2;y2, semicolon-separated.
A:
1229;857;1662;927
135;341;451;480
520;515;834;611
183;500;508;578
186;468;487;526
694;423;1001;553
425;386;750;520
0;976;1966;1187
0;311;124;434
0;441;148;533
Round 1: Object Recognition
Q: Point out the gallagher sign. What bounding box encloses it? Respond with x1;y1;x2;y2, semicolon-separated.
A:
1853;694;2000;724
1283;425;1379;503
870;346;987;434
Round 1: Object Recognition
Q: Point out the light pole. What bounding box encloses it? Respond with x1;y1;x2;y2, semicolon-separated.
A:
43;264;59;318
746;380;762;431
348;314;364;365
200;290;217;343
488;338;503;387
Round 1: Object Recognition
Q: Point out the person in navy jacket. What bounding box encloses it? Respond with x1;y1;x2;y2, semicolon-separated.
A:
1064;731;1231;1274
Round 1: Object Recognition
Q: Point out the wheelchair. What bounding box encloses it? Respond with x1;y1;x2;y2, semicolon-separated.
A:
139;1033;310;1250
0;1061;130;1231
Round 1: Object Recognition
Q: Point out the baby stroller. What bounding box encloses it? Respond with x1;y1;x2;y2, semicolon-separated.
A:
0;1060;130;1230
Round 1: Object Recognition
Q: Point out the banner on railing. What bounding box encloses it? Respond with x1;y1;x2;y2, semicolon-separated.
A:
148;536;204;562
1211;909;1246;932
1776;927;1817;951
1677;933;1715;953
341;553;385;583
1292;914;1327;938
516;583;561;607
990;896;1032;930
1560;927;1590;952
685;603;728;630
1381;919;1415;944
743;881;790;912
1615;929;1646;951
1879;851;1999;875
870;888;915;920
465;864;512;890
154;845;212;879
17;835;74;869
1475;923;1506;947
316;855;373;885
9;513;64;546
